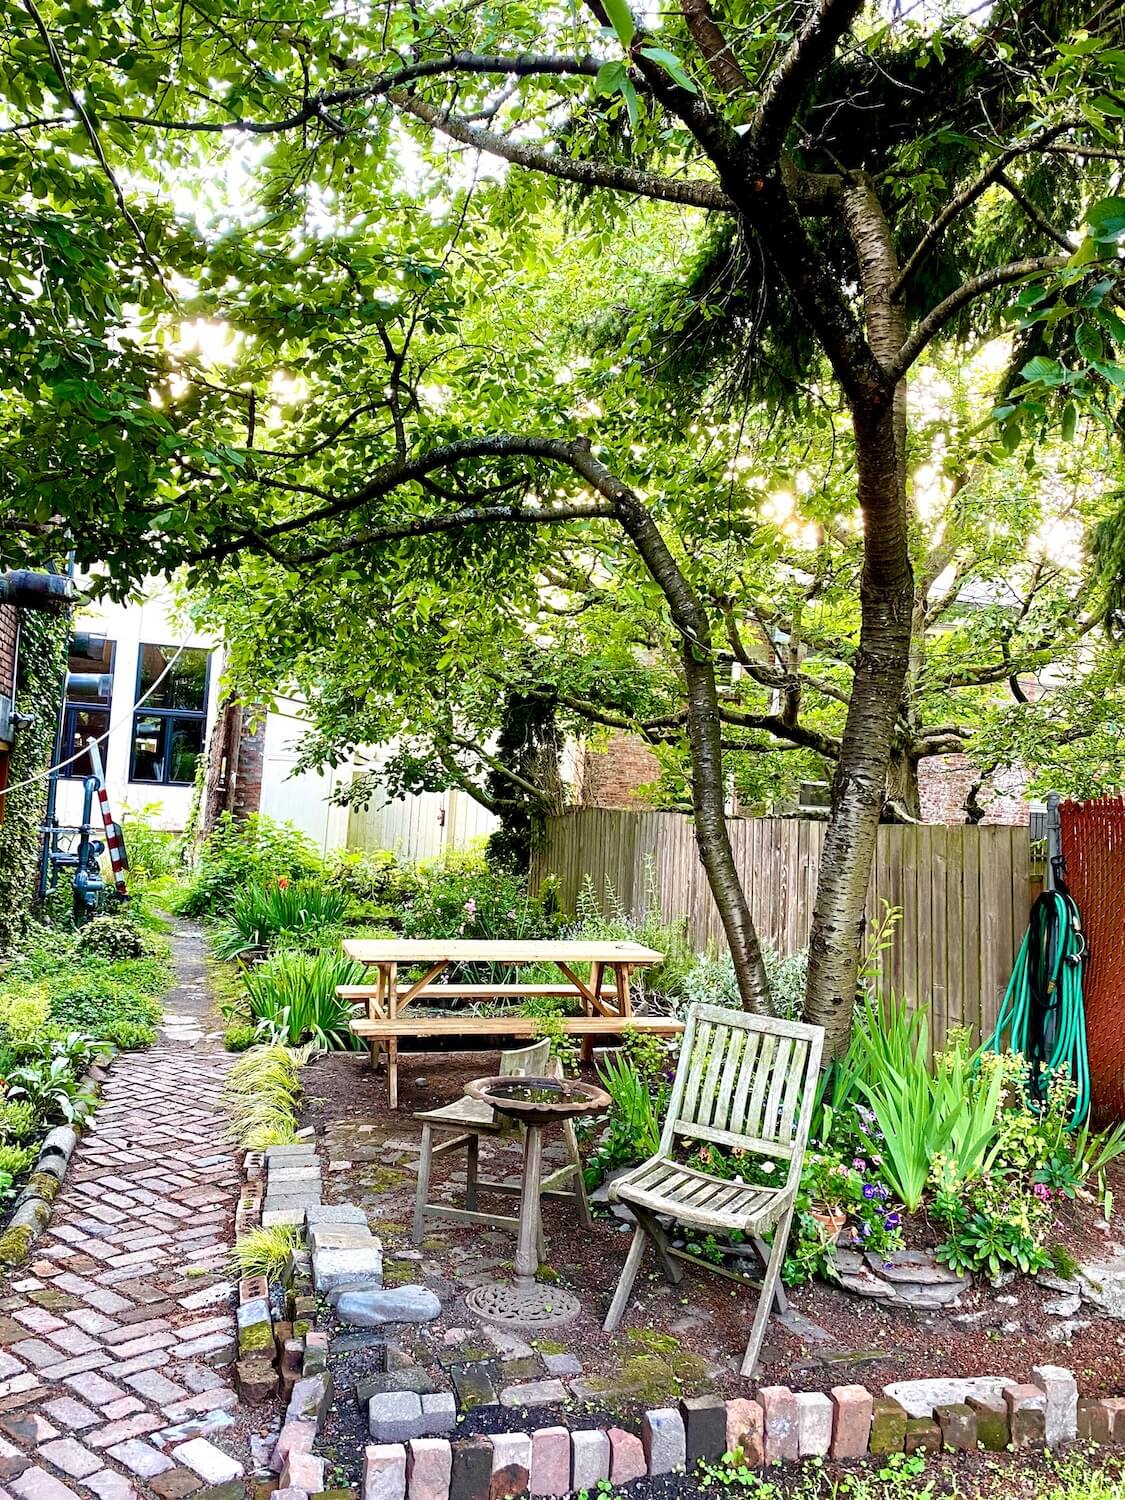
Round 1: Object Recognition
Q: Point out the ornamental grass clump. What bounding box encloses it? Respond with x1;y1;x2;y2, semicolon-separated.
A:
213;879;347;960
231;1224;303;1283
242;949;365;1050
223;1045;303;1148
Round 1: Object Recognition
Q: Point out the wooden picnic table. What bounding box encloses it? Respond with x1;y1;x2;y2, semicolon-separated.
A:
340;938;667;1108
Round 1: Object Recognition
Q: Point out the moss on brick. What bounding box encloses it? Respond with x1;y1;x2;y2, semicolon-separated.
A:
238;1321;275;1356
0;1223;34;1266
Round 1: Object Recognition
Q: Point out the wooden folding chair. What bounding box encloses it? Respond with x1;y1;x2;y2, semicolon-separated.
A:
603;1002;824;1377
411;1039;591;1247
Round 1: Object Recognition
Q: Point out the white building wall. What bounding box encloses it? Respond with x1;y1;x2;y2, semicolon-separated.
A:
56;586;221;832
346;778;497;862
54;589;498;861
257;700;351;856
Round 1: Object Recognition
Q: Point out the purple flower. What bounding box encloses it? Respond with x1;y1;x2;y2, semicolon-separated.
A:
1033;1183;1053;1202
464;899;477;915
860;1222;872;1238
852;1158;867;1172
506;909;516;920
884;1213;901;1229
862;1185;878;1200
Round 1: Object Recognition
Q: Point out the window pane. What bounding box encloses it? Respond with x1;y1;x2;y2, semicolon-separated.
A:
130;715;164;782
63;708;110;779
167;717;205;785
66;636;114;707
138;645;209;712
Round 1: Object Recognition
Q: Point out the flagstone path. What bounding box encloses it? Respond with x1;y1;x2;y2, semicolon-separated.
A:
0;923;252;1499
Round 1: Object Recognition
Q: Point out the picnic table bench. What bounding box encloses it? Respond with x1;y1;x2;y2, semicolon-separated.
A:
340;938;680;1107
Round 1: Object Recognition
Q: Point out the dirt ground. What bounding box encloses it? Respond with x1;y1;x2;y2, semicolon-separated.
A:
299;1046;1125;1407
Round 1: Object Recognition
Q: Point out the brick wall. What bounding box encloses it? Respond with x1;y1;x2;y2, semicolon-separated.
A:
232;709;265;819
917;753;1030;826
575;733;660;809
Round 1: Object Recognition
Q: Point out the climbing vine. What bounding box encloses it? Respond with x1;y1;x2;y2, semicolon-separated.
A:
0;610;69;956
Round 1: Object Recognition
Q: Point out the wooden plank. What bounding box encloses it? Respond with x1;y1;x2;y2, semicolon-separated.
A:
351;1015;685;1039
343;939;665;964
961;823;982;1041
337;984;619;1001
942;826;963;1043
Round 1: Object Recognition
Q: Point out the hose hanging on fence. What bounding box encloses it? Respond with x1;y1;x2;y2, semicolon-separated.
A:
983;889;1090;1127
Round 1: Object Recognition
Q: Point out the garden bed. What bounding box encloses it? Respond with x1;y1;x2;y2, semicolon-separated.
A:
297;1048;1125;1406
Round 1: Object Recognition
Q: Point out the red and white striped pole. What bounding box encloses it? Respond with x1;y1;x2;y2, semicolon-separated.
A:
85;738;128;899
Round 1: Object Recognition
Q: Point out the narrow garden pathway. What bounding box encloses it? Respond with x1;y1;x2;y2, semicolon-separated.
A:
0;923;251;1499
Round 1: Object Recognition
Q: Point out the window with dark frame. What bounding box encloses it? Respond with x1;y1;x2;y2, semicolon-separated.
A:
61;637;116;779
129;644;211;786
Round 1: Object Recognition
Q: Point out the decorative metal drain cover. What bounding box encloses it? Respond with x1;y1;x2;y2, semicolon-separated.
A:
465;1280;581;1327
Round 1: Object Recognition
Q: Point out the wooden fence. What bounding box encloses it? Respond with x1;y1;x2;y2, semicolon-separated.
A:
530;810;1033;1048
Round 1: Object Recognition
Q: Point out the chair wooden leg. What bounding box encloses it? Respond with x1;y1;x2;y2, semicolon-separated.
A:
604;1223;648;1333
741;1203;794;1378
562;1121;592;1229
465;1135;480;1212
752;1234;789;1312
412;1124;433;1246
635;1207;683;1286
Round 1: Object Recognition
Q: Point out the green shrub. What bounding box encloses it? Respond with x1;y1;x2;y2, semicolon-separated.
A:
324;848;418;911
0;1144;37;1178
120;810;183;881
179;812;323;917
224;1023;257;1052
243;949;365;1051
223;1045;302;1148
75;916;150;961
401;853;557;966
212;879;347;960
104;1021;157;1050
0;986;51;1043
0;1102;38;1140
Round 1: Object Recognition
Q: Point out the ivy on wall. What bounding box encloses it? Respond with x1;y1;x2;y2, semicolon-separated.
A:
0;610;69;956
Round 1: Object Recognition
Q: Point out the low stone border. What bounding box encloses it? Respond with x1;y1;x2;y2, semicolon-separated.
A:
231;1143;1120;1500
341;1367;1114;1500
0;1051;112;1265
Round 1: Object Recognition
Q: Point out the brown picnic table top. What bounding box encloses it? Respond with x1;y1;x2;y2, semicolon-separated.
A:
342;937;665;1108
341;939;665;964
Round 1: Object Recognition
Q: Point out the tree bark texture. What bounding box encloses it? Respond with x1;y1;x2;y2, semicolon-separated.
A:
802;181;915;1057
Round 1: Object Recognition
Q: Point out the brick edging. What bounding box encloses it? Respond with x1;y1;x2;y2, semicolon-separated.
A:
0;1053;112;1265
354;1370;1115;1500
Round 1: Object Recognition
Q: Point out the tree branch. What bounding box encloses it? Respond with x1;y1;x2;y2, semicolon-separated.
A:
889;255;1069;380
680;0;752;95
748;0;864;162
391;92;734;211
115;53;603;134
889;119;1074;297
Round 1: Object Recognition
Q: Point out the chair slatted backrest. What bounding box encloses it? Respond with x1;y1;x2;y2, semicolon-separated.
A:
489;1038;552;1132
661;1004;824;1179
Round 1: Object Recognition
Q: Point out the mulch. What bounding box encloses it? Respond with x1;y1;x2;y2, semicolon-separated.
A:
298;1047;1125;1407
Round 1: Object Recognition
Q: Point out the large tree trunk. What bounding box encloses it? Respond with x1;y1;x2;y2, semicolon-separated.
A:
803;181;915;1057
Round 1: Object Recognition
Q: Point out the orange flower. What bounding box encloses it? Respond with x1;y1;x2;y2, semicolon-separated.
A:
277;877;290;890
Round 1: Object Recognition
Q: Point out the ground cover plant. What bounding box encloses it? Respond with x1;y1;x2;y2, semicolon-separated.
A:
0;906;172;1212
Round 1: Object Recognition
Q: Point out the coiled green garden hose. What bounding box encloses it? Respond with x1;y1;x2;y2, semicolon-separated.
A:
983;889;1090;1127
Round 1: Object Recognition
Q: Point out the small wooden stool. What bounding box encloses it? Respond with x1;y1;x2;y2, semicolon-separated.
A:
411;1040;592;1248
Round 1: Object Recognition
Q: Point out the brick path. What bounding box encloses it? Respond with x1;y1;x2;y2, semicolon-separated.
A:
0;925;251;1498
